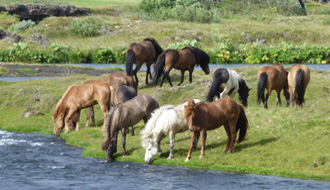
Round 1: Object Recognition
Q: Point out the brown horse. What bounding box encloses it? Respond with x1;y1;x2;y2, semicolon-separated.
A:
288;64;310;109
53;81;111;136
150;46;210;87
257;62;290;109
126;38;163;85
102;95;159;160
84;73;137;127
183;98;248;162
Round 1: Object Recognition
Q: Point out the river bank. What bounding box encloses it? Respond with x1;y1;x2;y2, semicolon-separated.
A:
0;64;330;180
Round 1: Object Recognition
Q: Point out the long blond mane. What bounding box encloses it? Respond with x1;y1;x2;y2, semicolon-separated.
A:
52;85;76;120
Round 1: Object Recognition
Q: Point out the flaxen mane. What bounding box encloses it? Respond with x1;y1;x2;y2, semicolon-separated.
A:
183;99;196;119
52;85;75;120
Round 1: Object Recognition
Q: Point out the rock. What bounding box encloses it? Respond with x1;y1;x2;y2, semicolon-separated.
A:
99;26;113;36
30;33;49;46
0;29;22;43
0;4;90;21
21;108;44;118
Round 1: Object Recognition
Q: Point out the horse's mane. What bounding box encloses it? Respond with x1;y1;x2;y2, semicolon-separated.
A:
183;99;196;119
102;103;121;150
52;85;75;120
185;47;210;68
143;38;163;58
140;105;175;148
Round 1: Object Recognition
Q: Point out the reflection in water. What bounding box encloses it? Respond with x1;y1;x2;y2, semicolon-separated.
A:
1;130;330;190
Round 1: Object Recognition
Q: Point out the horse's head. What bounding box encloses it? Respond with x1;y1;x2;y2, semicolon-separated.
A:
238;89;251;107
144;140;158;164
53;111;64;136
106;137;118;161
184;98;197;132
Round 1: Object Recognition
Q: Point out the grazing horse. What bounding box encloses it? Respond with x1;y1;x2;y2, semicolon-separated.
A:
84;73;137;127
206;68;251;107
110;84;138;135
288;64;310;109
53;81;111;136
141;99;202;164
150;46;210;87
126;38;163;85
102;95;159;160
183;98;248;162
257;62;290;109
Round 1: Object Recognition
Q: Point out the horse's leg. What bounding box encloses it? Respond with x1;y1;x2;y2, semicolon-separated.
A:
90;106;95;127
168;131;175;159
122;127;127;157
130;126;135;136
146;65;151;85
185;131;197;162
228;120;238;153
189;71;193;83
75;110;81;131
223;123;231;153
264;90;271;109
276;90;282;106
64;109;75;133
133;63;142;85
178;70;185;86
85;107;90;127
158;136;163;157
99;104;109;132
193;131;200;150
199;130;207;159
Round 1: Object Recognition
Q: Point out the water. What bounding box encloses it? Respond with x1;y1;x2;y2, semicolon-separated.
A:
1;130;330;189
0;76;58;82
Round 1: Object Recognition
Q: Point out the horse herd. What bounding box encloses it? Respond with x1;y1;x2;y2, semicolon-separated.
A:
52;38;310;164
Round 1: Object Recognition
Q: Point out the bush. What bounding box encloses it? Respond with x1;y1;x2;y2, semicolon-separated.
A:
11;20;35;33
167;40;200;49
68;17;102;37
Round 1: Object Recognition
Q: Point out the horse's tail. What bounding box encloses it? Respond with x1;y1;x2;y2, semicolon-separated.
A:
294;69;305;105
150;53;165;87
102;108;116;151
257;72;267;104
237;104;248;143
206;74;225;102
126;49;134;76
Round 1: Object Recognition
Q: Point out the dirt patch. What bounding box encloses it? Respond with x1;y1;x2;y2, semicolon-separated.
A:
0;63;120;77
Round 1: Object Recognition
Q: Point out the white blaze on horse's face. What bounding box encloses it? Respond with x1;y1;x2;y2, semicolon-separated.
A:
144;142;158;164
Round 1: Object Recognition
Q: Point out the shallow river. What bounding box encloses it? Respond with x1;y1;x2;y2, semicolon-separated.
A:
1;130;330;190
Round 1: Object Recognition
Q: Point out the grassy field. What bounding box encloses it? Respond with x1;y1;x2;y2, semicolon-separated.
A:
0;0;140;6
0;66;330;180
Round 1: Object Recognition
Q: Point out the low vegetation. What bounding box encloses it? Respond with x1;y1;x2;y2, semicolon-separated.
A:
0;67;329;180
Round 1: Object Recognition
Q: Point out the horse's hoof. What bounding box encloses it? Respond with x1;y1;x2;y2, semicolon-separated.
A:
185;158;190;162
167;156;173;160
199;155;204;159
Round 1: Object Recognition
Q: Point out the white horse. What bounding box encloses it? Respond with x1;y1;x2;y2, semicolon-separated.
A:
141;99;201;164
206;68;251;107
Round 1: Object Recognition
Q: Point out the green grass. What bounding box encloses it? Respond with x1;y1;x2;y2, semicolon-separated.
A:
0;67;330;180
0;0;141;6
16;68;36;74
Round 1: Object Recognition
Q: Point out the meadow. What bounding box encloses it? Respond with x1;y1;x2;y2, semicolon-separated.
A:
0;66;329;180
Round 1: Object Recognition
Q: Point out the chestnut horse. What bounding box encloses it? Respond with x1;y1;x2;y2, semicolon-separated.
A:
102;95;159;160
150;46;210;87
84;73;137;127
257;62;290;109
288;64;310;109
53;81;111;136
183;98;248;161
126;38;163;85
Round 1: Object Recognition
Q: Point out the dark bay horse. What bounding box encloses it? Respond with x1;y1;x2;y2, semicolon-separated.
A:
183;98;248;161
53;81;111;136
288;64;310;109
84;73;137;127
126;38;163;85
110;84;138;135
257;62;290;109
206;68;251;107
102;95;159;160
150;46;210;87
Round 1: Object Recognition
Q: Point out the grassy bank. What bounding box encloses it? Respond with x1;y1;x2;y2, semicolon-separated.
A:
0;66;330;180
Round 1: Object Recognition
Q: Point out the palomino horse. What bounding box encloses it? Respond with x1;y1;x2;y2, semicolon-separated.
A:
150;46;210;87
84;73;137;127
206;68;251;107
53;81;111;136
126;38;163;85
288;64;310;109
110;84;138;135
183;98;248;161
257;62;290;109
102;95;159;160
141;99;201;164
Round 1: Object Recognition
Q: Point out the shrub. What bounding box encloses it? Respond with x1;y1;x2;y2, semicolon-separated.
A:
11;20;35;33
68;17;102;37
167;40;200;49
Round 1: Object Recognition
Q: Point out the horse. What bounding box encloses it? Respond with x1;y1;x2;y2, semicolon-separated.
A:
53;81;111;136
110;84;138;135
150;46;210;87
257;62;290;109
287;64;310;109
102;95;159;160
183;98;248;162
84;73;137;128
206;68;251;107
126;38;163;85
141;99;202;164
